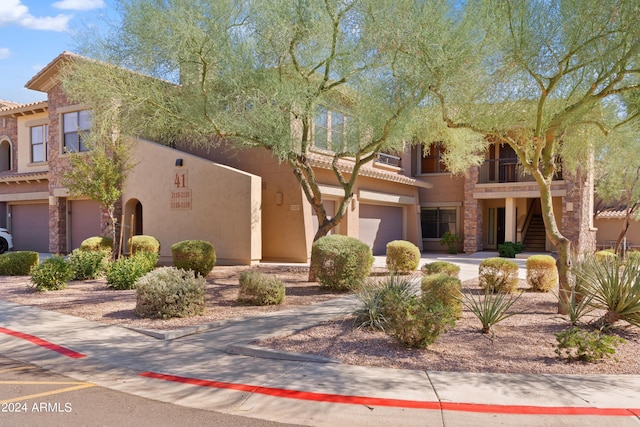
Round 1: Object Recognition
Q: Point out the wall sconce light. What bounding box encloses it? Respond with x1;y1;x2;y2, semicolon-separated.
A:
275;192;283;205
175;158;183;167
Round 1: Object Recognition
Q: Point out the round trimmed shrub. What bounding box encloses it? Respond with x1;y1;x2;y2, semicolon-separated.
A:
421;273;463;317
68;248;110;280
171;240;216;277
478;257;519;293
238;270;285;306
135;267;206;319
129;235;160;254
421;261;460;278
526;254;558;292
80;236;113;252
0;251;39;276
594;250;618;263
30;255;73;291
106;252;157;290
386;240;421;274
311;235;373;291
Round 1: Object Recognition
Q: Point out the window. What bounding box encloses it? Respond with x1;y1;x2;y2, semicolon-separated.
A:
421;207;456;239
63;110;92;152
30;124;48;163
420;143;448;173
313;106;356;152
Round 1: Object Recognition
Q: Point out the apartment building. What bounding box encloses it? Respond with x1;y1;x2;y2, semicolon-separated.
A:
0;52;598;264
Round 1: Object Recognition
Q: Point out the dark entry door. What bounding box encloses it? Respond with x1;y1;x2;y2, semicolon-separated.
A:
497;207;506;245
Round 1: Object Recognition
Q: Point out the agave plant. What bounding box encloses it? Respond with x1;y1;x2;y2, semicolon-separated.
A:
572;254;640;328
352;274;418;331
461;289;522;334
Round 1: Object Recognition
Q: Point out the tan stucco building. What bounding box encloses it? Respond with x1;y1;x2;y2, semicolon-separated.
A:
0;52;603;264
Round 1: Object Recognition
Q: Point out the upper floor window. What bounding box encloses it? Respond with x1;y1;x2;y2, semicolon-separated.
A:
63;110;92;153
313;106;357;152
30;124;48;163
420;142;448;174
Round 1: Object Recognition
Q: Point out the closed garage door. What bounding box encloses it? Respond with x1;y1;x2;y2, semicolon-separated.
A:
70;200;102;250
359;204;403;255
11;203;49;252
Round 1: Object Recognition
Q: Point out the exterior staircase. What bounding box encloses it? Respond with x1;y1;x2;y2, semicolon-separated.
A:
523;215;546;252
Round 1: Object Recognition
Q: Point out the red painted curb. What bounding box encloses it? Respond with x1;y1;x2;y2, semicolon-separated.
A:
0;327;86;359
139;371;639;417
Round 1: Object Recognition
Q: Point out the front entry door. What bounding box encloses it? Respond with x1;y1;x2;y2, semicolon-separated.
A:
497;207;506;245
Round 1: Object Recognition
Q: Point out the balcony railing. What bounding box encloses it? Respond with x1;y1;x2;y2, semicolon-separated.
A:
478;158;562;184
376;152;402;168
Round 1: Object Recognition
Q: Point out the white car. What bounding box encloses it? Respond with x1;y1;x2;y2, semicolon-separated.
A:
0;228;13;254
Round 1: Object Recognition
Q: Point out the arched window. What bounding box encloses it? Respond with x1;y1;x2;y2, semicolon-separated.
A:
0;139;12;172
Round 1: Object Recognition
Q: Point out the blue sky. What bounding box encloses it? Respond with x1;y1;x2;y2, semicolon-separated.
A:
0;0;115;104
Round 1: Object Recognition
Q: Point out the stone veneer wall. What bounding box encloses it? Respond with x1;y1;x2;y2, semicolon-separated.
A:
47;84;71;253
561;168;596;254
463;166;483;253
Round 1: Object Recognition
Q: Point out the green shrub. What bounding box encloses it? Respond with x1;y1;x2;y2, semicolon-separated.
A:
0;251;39;276
421;261;460;278
555;327;624;362
171;240;216;277
30;255;73;291
461;289;522;334
572;253;640;328
385;240;420;274
135;267;206;319
311;235;373;291
439;231;460;254
106;252;157;290
526;254;558;292
421;273;462;317
238;270;285;306
625;250;640;263
498;241;524;258
478;257;519;293
80;236;113;252
353;274;418;331
385;294;456;348
594;250;617;263
68;249;109;280
129;235;160;254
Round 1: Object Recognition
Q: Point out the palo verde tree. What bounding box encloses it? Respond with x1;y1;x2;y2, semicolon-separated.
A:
61;61;136;257
409;0;640;313
594;123;640;254
65;0;476;243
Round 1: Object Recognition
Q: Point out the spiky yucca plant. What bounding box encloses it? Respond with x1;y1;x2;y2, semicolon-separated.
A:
461;289;522;334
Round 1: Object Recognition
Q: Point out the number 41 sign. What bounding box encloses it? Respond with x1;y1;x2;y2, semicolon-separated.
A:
170;169;192;210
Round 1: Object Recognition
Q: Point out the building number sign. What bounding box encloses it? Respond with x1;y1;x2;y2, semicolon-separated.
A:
170;170;192;210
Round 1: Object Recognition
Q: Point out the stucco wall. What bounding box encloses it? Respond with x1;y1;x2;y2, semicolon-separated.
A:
122;140;261;265
595;218;640;251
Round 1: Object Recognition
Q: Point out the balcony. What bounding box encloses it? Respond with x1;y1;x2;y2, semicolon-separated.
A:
376;152;401;168
477;158;562;184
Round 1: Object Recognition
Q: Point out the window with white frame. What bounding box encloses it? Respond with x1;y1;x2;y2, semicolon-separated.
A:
421;207;456;239
62;110;92;153
313;106;357;152
30;124;48;163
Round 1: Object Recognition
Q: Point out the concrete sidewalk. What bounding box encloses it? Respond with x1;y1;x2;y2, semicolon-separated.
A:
1;253;639;426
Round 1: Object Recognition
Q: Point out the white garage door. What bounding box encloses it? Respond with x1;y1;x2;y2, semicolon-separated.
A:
11;203;49;252
359;204;403;255
69;200;102;250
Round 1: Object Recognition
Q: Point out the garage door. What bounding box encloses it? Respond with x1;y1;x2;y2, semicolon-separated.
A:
11;203;49;252
359;204;403;255
69;200;102;250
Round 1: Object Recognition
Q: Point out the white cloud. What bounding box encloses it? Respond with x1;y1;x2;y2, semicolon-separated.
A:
53;0;105;11
0;48;10;59
0;0;71;31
